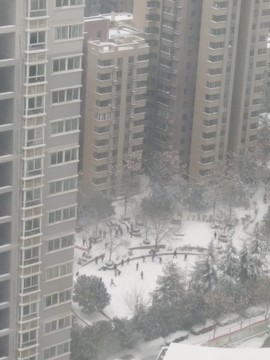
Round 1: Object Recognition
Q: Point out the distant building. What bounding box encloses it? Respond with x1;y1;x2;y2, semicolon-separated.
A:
85;0;101;16
264;37;270;112
81;14;149;196
134;0;270;181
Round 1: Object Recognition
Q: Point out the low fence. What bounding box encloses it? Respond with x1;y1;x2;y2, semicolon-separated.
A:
205;318;268;347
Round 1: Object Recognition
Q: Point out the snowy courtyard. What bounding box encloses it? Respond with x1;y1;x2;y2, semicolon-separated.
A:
73;181;270;338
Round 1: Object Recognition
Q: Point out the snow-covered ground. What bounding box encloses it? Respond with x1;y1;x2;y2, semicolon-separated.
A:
73;182;270;358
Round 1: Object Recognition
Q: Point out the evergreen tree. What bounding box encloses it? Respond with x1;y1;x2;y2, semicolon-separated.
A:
152;262;185;306
247;227;266;280
180;291;206;329
73;275;111;314
239;241;250;283
192;240;219;293
219;239;240;286
262;206;270;250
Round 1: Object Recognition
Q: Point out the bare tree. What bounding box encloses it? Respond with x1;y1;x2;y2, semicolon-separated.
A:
123;286;149;317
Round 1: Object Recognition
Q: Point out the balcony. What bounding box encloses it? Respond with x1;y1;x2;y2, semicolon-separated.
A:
0;281;9;307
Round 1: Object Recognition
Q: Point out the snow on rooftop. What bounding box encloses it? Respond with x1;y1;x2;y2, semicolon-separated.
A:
162;343;270;360
102;12;133;22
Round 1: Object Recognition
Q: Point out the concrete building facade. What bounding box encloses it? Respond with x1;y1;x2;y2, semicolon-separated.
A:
189;0;270;180
133;0;270;180
133;0;202;164
0;1;84;359
81;16;149;196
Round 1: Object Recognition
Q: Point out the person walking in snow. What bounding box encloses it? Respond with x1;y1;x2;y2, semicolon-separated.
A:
214;231;217;239
159;257;162;264
127;257;130;265
121;259;124;267
110;279;116;287
136;262;139;271
142;255;145;263
184;253;187;261
173;250;177;258
140;271;144;280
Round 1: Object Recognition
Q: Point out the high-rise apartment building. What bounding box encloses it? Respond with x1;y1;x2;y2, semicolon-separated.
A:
264;36;270;112
100;0;133;14
189;0;270;180
133;0;202;164
81;15;149;196
134;0;270;180
85;0;101;16
0;1;84;359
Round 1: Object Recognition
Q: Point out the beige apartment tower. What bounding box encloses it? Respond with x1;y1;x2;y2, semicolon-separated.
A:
134;0;270;180
133;0;202;164
189;0;270;180
81;16;149;196
0;1;84;359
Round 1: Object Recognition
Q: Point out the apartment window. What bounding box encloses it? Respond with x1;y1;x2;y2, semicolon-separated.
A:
95;164;108;172
206;80;221;88
93;177;107;185
46;261;73;281
213;1;228;8
55;24;83;40
212;15;227;22
138;54;149;61
210;28;226;36
22;247;40;266
94;139;109;147
50;148;79;166
51;117;79;135
98;59;114;67
203;119;218;127
21;302;38;320
44;315;71;335
204;106;219;114
202;131;216;139
49;176;77;195
24;217;41;237
23;188;42;207
132;145;143;152
52;87;80;104
53;56;82;73
28;0;47;17
48;205;76;224
22;275;39;293
256;60;266;68
44;341;70;360
208;55;223;62
96;100;111;107
133;132;144;139
45;290;72;308
21;330;37;348
207;68;222;76
200;156;214;164
26;96;44;115
205;93;220;101
56;0;83;7
26;64;45;83
29;31;46;50
94;125;110;133
25;158;42;178
97;73;111;81
201;144;215;151
93;151;109;160
96;86;112;94
95;113;111;121
209;41;224;49
47;234;74;253
25;127;43;147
